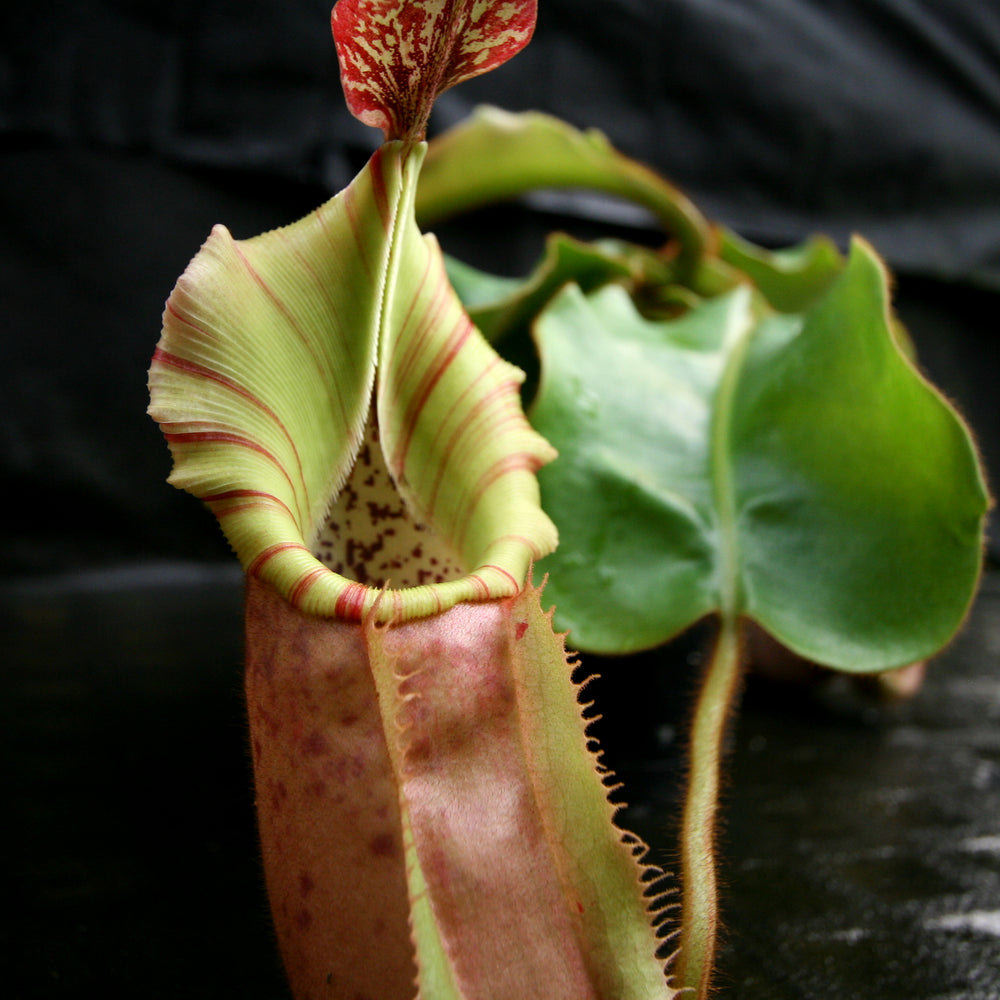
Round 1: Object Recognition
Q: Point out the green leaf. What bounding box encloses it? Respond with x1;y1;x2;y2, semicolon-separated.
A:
149;141;556;621
417;106;710;275
717;227;845;313
531;238;988;669
445;233;633;345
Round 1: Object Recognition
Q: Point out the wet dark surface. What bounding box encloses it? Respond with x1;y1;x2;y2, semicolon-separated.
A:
610;573;1000;998
2;563;998;997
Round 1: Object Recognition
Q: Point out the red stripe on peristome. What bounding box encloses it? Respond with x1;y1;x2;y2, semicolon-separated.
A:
212;499;298;524
334;185;376;286
205;489;301;531
227;239;354;513
424;364;519;518
153;346;288;432
201;489;295;519
452;455;541;553
290;566;328;607
164;430;304;512
470;450;545;494
164;429;281;464
247;541;314;576
466;574;493;600
368;145;394;231
164;429;267;448
335;582;370;620
488;534;547;562
160;302;220;345
231;242;327;377
153;345;311;510
396;313;474;472
479;564;521;592
426;357;515;460
153;345;239;387
382;252;445;390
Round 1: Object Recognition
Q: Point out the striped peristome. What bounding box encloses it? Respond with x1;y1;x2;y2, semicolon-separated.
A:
332;0;536;140
148;141;556;622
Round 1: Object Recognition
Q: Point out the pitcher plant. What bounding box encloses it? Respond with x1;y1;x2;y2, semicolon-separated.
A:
148;2;989;997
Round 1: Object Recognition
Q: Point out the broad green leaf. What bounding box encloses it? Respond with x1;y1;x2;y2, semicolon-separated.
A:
445;233;633;345
443;253;525;316
149;141;556;621
366;580;677;999
417;106;710;275
530;285;739;652
717;227;844;313
531;239;988;669
332;0;537;141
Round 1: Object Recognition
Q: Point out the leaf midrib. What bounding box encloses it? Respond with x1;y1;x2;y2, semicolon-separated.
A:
708;290;755;622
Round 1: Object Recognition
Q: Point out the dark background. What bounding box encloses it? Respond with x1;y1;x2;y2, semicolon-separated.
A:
2;0;998;577
2;2;999;996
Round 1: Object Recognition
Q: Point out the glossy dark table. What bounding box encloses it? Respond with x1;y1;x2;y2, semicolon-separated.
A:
4;563;998;997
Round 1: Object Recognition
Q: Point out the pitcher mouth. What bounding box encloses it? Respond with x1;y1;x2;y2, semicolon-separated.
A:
295;439;546;621
149;140;557;626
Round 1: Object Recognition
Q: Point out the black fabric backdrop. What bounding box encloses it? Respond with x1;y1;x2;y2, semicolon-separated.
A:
2;0;998;576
